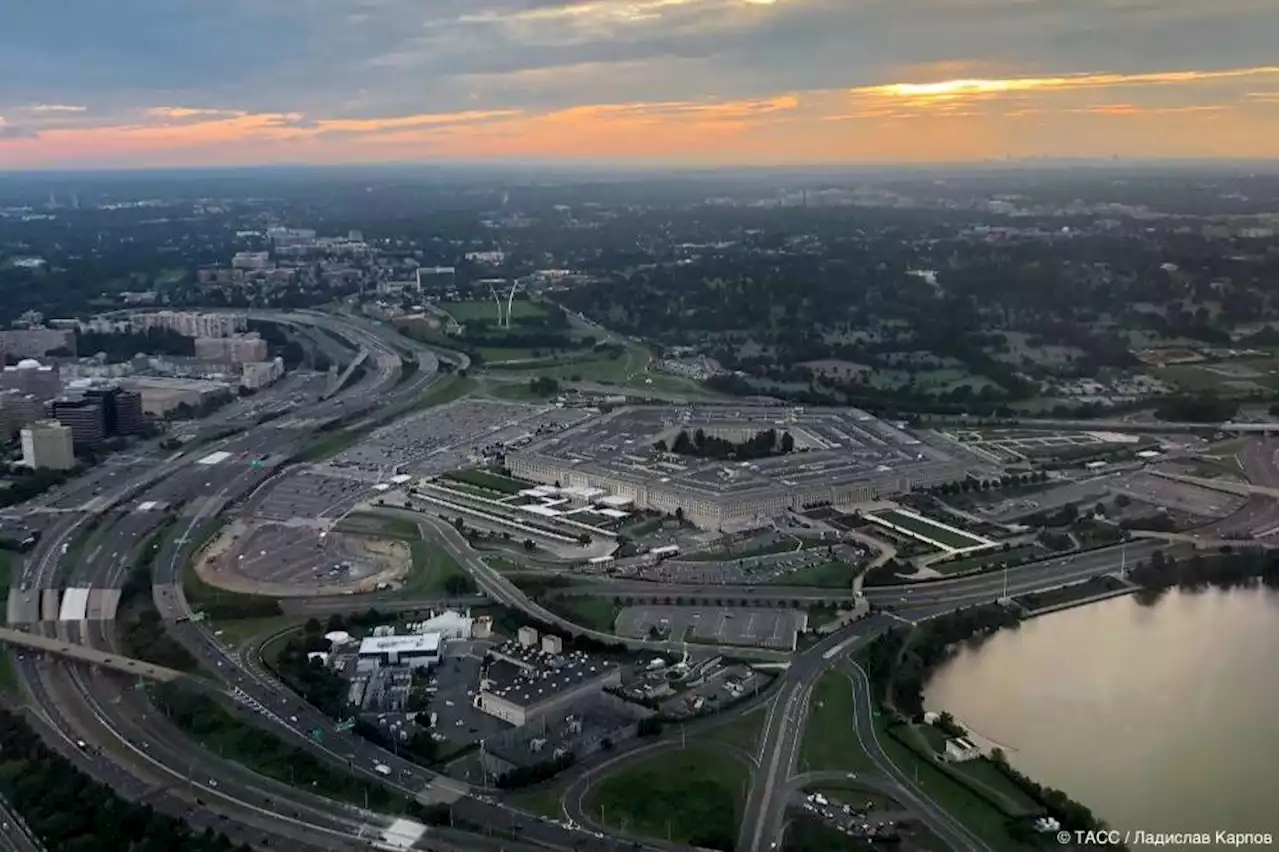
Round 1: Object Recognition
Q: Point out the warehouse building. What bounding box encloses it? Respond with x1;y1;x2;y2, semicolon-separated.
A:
355;634;441;672
478;642;621;727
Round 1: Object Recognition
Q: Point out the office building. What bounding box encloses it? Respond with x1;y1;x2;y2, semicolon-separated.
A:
20;420;75;471
194;334;269;364
118;376;233;416
231;251;271;271
80;384;144;436
0;359;61;402
416;266;456;292
0;327;76;360
355;634;441;672
0;390;46;441
49;397;104;448
240;358;285;390
129;311;246;339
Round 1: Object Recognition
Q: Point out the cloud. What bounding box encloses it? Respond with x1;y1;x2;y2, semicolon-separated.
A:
145;106;248;120
0;1;1276;166
24;104;86;113
0;118;39;139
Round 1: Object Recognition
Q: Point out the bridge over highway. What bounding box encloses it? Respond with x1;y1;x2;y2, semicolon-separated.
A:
0;627;185;682
1151;470;1280;499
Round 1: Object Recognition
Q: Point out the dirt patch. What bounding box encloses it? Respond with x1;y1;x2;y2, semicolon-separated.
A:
193;518;412;597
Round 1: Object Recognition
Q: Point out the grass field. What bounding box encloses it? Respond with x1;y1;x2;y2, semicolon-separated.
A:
585;746;749;849
442;299;548;323
704;707;767;754
930;544;1041;576
872;511;986;549
1013;575;1129;612
209;615;305;649
442;469;528;495
799;670;879;773
873;720;1025;850
544;597;619;632
769;560;857;588
508;774;573;819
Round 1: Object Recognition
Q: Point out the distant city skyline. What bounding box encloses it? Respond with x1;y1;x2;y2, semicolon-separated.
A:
1;1;1276;169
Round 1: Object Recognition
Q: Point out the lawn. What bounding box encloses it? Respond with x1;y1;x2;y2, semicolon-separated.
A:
405;535;471;595
873;719;1028;851
1013;575;1129;612
799;670;878;773
930;544;1041;576
491;341;650;385
208;615;305;650
872;511;986;549
585;746;749;850
770;560;857;588
704;707;767;754
442;299;548;323
509;774;572;819
443;469;528;495
545;597;619;632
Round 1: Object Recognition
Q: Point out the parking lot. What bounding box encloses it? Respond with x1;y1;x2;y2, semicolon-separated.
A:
1113;471;1244;519
207;519;411;593
250;471;369;521
427;644;513;745
615;605;807;650
312;399;589;482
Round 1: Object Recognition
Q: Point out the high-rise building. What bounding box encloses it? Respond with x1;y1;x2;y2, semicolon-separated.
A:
79;384;144;436
240;357;285;390
194;334;268;364
416;266;456;292
129;311;245;338
0;359;61;402
0;390;45;441
49;397;104;447
20;420;75;470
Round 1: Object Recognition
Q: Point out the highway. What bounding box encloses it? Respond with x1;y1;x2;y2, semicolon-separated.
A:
5;309;1270;852
11;312;666;852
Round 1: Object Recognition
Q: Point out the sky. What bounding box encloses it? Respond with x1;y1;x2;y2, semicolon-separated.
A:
0;0;1276;169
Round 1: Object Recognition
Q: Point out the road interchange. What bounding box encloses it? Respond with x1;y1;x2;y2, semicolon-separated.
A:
0;310;1271;852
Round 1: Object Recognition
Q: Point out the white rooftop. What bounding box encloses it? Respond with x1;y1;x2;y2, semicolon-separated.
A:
358;634;441;656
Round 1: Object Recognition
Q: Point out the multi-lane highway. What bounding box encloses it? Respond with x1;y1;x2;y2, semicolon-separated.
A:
4;307;1271;852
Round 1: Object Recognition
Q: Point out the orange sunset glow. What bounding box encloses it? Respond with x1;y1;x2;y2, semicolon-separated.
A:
1;0;1276;168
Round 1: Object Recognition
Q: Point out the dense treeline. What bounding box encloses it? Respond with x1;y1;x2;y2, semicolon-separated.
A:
494;754;575;789
0;707;251;852
1130;548;1278;593
659;427;794;460
274;617;438;763
864;604;1021;720
77;327;196;360
117;516;200;671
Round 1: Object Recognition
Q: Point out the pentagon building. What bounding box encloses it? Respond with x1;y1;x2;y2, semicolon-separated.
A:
507;405;980;531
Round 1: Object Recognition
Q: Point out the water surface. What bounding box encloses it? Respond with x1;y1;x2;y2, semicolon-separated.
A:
925;589;1279;845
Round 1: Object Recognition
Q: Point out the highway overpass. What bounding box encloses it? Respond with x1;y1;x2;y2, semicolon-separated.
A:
0;627;184;682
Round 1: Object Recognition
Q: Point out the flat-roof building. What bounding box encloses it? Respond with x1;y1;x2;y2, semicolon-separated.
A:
20;419;75;471
478;642;621;727
507;405;984;531
356;634;441;672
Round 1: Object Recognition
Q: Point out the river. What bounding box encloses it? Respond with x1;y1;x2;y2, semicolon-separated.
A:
924;588;1278;847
